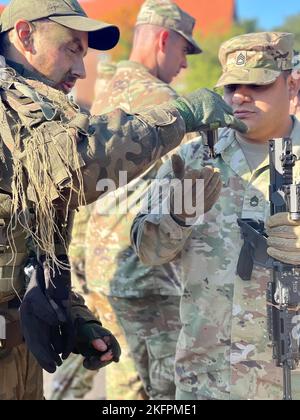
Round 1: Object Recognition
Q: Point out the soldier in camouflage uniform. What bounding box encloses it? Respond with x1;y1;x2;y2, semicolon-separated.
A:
53;0;202;400
132;32;300;400
93;61;117;101
88;0;201;400
0;0;244;401
49;63;143;401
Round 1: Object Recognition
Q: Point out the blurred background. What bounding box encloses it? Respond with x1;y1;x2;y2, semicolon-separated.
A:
1;0;300;108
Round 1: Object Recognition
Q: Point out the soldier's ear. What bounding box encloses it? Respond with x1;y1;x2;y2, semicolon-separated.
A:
158;30;170;53
14;20;35;53
287;72;299;100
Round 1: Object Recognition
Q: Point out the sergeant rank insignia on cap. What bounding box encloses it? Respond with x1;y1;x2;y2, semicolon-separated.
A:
236;52;246;66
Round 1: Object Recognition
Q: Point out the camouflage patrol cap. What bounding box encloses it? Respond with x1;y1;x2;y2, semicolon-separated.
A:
0;0;120;51
136;0;201;55
216;32;295;88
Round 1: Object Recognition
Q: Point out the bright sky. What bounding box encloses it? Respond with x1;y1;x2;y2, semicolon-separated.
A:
1;0;300;30
237;0;300;29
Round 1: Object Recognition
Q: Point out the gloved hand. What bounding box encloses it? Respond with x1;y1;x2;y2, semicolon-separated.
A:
19;256;74;373
173;88;247;133
170;154;222;225
267;212;300;265
74;322;121;370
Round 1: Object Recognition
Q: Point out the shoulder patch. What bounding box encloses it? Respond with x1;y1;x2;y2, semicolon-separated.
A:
236;52;247;66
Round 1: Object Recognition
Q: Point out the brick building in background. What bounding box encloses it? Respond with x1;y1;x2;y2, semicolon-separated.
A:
0;1;236;108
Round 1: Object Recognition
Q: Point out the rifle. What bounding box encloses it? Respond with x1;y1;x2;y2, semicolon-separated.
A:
206;130;218;159
237;137;300;400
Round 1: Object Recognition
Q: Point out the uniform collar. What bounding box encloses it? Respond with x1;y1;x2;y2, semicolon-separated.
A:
116;60;149;72
215;117;300;183
215;128;253;183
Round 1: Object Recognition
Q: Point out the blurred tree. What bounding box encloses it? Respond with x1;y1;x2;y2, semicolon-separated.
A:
276;14;300;52
101;4;141;61
175;19;258;94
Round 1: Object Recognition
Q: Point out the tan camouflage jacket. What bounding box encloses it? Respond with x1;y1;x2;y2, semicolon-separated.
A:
91;60;178;115
132;118;300;399
83;60;183;297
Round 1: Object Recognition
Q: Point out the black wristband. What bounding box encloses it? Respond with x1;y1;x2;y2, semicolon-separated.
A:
170;211;192;227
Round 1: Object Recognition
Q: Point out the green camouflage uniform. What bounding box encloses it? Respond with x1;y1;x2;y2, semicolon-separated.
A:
132;32;300;400
0;56;187;400
92;61;177;113
88;60;183;401
86;160;181;401
56;0;201;401
133;122;300;400
50;62;146;401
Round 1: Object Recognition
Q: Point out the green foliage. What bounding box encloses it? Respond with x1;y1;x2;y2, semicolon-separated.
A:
276;14;300;52
175;20;258;94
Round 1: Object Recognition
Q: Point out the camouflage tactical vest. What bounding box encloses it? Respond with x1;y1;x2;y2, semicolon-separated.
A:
0;65;85;302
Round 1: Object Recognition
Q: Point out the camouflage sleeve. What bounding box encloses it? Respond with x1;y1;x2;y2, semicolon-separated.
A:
69;205;95;292
76;106;186;205
130;156;193;266
15;103;185;209
131;212;192;266
2;77;185;210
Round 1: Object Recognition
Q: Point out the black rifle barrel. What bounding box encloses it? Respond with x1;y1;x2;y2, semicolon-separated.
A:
206;130;218;159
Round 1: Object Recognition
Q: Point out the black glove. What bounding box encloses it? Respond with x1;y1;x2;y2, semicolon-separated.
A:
19;256;75;373
74;322;121;370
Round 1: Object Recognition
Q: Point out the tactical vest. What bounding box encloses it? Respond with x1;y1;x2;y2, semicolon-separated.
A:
0;66;87;302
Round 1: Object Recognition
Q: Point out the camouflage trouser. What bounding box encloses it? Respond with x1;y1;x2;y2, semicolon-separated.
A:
176;388;215;400
50;291;144;400
0;310;43;400
109;295;181;400
175;372;300;400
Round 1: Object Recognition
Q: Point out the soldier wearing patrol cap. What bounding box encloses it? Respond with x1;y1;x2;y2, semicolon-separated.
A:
132;32;300;400
0;0;243;401
216;32;295;87
55;0;202;401
135;0;201;53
